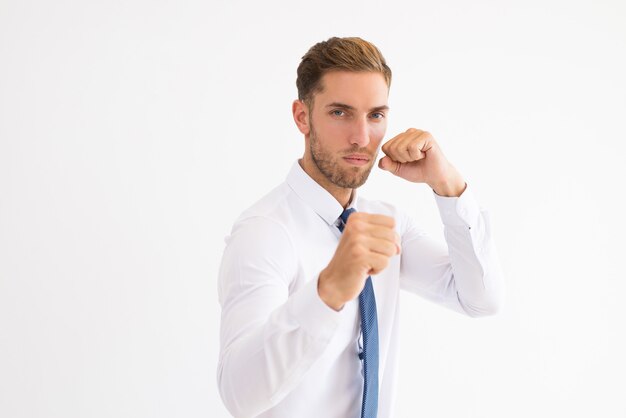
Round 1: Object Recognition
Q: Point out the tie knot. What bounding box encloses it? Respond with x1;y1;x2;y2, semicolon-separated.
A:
341;208;356;223
338;208;356;233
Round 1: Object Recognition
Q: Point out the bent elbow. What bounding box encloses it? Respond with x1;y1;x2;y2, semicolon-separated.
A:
461;264;504;318
217;359;248;418
460;294;501;318
217;354;273;418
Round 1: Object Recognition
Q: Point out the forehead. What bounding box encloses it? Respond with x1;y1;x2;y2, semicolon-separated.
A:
314;71;389;108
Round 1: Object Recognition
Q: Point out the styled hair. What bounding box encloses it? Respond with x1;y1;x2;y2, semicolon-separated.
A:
296;37;392;107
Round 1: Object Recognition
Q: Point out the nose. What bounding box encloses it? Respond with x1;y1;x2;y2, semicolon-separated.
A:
349;116;370;148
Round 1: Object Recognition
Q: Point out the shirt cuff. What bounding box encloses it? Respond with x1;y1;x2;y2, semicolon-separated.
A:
286;274;343;343
433;182;481;228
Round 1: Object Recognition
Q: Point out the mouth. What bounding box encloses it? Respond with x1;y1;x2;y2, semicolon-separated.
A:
343;154;371;167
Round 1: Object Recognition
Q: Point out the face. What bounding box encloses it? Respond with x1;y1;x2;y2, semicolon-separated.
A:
301;71;389;190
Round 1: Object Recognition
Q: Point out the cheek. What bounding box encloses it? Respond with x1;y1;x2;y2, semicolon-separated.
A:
320;123;355;147
370;124;387;143
326;120;353;135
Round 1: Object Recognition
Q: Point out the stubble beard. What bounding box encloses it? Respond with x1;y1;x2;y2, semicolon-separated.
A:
309;120;376;189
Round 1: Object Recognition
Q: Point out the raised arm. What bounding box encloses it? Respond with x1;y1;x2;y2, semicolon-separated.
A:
378;128;504;316
398;184;503;316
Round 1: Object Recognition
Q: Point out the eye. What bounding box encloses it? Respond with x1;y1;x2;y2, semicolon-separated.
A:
370;112;385;119
331;109;345;117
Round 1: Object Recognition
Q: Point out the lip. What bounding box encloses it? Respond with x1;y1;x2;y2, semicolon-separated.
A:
343;154;371;166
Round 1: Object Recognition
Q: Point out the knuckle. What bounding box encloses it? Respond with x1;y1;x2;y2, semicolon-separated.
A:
353;212;366;220
350;219;364;233
380;215;396;230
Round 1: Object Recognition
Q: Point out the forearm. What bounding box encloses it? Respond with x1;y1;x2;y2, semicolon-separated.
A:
441;210;503;316
434;183;503;316
217;277;341;417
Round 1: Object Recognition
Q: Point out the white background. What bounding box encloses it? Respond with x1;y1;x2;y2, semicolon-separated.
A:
1;0;625;417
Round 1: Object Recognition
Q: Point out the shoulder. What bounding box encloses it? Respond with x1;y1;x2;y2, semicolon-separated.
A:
219;183;299;291
226;182;295;245
230;181;296;229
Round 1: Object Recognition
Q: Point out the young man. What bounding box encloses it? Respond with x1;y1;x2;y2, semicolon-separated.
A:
217;37;503;418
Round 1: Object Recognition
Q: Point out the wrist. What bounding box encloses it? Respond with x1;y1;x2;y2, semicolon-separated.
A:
432;180;467;197
431;170;466;197
317;268;345;311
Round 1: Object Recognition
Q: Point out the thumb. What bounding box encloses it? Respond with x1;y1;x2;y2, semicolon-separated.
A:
378;156;399;174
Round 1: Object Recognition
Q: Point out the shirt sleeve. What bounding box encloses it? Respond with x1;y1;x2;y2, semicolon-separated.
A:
399;183;504;317
217;216;343;417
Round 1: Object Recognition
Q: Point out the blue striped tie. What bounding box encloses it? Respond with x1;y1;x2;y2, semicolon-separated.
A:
338;208;379;418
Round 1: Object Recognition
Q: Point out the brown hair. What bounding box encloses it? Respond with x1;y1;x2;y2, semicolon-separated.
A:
296;37;392;108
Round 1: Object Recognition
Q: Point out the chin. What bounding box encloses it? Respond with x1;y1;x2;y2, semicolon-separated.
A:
335;169;372;189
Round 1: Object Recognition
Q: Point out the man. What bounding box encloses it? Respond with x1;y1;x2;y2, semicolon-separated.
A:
217;37;503;418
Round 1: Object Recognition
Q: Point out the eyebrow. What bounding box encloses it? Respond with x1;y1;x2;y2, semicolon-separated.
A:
325;102;390;112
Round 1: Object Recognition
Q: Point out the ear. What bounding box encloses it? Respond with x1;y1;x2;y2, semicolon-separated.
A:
292;100;310;135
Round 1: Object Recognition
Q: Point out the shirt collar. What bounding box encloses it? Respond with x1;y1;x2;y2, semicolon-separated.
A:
286;160;359;227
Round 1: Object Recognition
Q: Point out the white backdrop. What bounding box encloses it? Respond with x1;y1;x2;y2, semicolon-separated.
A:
1;0;625;417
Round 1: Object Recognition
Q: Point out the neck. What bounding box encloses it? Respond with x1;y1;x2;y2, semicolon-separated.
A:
299;157;353;208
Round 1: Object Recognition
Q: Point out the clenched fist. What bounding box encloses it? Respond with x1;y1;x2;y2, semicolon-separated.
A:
318;212;401;311
378;128;467;197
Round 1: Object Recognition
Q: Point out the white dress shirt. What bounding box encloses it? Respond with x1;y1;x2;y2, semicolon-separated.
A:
217;160;503;418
